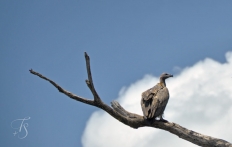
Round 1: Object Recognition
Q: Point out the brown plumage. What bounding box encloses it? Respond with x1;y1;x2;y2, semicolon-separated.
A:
141;73;173;121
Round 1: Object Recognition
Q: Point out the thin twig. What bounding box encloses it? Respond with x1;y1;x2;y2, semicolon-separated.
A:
84;52;101;103
29;69;95;106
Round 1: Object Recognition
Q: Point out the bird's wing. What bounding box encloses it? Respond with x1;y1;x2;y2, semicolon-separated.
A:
154;87;170;117
148;97;159;118
141;84;163;118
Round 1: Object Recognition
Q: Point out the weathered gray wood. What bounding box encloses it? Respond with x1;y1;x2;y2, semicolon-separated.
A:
29;52;232;147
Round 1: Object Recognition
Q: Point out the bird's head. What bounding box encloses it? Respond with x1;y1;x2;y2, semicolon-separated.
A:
160;73;173;80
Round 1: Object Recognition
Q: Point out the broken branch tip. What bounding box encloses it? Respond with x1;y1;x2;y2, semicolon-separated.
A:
29;69;34;73
84;52;89;59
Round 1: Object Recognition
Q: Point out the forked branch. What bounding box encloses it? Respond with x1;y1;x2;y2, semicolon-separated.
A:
30;52;232;147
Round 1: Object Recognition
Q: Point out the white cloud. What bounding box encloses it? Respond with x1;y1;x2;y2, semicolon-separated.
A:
82;52;232;147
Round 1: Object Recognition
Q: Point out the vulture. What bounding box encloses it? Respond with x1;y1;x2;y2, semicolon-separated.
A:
141;73;173;122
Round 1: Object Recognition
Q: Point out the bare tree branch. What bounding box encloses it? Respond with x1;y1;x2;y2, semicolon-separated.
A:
30;53;232;147
84;52;101;103
29;69;95;106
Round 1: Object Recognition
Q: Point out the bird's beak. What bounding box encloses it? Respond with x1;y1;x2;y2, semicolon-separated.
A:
169;74;173;77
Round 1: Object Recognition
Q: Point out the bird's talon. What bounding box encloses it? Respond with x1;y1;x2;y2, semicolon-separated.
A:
160;118;168;123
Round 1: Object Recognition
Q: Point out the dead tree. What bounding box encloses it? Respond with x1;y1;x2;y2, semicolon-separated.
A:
29;52;232;147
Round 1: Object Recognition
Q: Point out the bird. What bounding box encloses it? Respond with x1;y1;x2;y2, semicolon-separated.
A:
141;73;173;122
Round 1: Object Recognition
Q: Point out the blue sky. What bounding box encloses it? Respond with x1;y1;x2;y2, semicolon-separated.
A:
1;1;232;147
